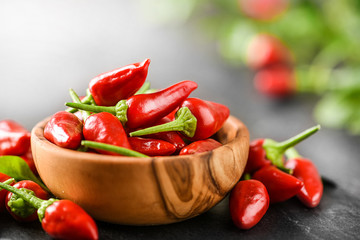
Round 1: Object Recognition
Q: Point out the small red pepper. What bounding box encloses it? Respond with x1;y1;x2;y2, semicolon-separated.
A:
83;112;132;155
252;165;304;203
285;148;323;208
0;173;11;212
179;138;222;155
229;179;269;230
66;80;198;129
128;137;176;156
244;125;321;174
89;59;151;106
129;97;230;141
5;180;50;222
0;180;98;240
238;0;289;21
0;120;31;155
44;111;83;149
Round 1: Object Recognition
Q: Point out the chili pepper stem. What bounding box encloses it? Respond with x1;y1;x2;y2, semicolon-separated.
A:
81;140;149;158
285;147;302;159
69;88;91;120
66;91;94;113
263;125;320;168
135;82;151;95
129;107;197;138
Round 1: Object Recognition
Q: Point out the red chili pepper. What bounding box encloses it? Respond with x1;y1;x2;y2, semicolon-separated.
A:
238;0;289;21
0;120;31;155
5;180;50;222
252;166;304;203
89;59;150;106
244;125;320;174
229;179;269;229
0;180;98;240
0;173;11;212
128;137;176;156
254;65;296;98
83;112;132;155
44;111;83;149
246;33;292;70
179;138;222;155
129;97;230;141
66;80;198;129
285;148;323;208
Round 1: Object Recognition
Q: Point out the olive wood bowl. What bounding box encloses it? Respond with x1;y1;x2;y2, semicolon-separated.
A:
31;115;249;225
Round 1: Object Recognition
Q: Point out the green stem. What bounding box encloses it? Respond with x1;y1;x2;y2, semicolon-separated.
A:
135;82;151;95
66;91;94;113
263;125;320;168
285;147;302;159
81;140;149;158
66;102;116;115
129;107;197;138
69;88;91;120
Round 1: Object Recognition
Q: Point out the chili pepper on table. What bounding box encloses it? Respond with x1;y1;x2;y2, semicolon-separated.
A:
66;80;198;129
244;125;321;175
5;180;50;222
0;173;11;212
229;179;269;229
129;97;230;141
0;120;31;156
44;111;83;149
179;138;222;155
128;137;176;156
0;179;98;240
83;112;131;155
285;148;323;208
89;59;150;106
252;165;304;203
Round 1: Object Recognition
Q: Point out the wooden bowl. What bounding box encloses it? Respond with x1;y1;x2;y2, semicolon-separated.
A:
31;115;249;225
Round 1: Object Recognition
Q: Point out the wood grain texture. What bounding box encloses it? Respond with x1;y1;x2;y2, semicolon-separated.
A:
31;115;249;225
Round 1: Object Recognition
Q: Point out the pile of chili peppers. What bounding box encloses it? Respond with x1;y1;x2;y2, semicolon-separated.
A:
229;125;323;230
44;58;230;157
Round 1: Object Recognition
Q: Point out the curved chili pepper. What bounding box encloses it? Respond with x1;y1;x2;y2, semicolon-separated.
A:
229;179;269;229
128;137;176;156
44;111;83;149
89;59;150;106
244;125;321;174
5;180;50;222
0;120;31;155
0;180;98;240
252;165;304;203
66;80;198;129
285;148;323;208
0;173;11;212
179;138;222;155
83;112;132;155
129;97;230;141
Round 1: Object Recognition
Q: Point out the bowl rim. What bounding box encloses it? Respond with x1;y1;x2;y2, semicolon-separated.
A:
31;115;248;165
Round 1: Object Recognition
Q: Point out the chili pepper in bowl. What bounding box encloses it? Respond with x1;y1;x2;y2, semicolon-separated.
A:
0;179;98;240
83;112;131;155
89;59;150;106
0;120;31;156
229;179;269;229
179;138;222;155
128;137;176;156
244;125;320;174
5;180;50;222
129;97;230;141
44;111;83;149
285;148;323;208
66;80;198;129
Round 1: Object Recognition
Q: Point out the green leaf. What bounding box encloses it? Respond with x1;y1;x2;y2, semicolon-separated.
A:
0;156;49;192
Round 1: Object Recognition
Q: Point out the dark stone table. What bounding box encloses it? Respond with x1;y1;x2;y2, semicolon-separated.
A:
1;1;359;239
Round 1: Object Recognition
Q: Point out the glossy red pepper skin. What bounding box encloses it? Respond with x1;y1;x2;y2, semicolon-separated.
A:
44;111;83;149
181;98;230;141
179;138;222;155
42;199;98;240
83;112;132;155
252;166;304;203
89;59;150;106
229;179;269;229
6;180;49;222
0;173;11;212
0;120;31;155
285;157;323;208
128;137;176;156
244;139;272;174
126;80;198;129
